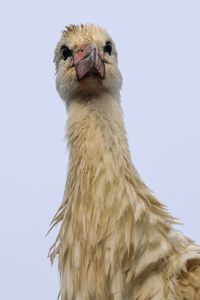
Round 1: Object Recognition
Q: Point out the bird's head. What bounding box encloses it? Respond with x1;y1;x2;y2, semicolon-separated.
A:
54;24;122;102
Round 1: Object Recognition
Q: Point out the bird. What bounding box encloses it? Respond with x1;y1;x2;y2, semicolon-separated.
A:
49;24;200;300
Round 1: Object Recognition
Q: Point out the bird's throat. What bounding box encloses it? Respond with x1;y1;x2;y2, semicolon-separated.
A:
67;94;129;170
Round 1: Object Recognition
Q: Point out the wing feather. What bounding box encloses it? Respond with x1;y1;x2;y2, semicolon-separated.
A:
178;261;200;300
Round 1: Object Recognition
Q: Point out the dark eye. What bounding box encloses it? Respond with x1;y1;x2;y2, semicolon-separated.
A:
61;46;72;60
104;41;112;56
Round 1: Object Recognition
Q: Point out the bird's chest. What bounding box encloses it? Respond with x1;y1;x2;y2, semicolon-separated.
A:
61;173;131;275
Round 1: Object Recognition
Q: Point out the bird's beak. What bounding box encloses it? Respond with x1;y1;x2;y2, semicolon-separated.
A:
71;44;105;80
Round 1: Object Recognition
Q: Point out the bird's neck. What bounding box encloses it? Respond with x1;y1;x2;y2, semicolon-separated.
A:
50;93;174;297
67;93;131;170
65;94;171;229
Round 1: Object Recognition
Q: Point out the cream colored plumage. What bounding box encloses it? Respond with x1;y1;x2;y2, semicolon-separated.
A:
50;24;200;299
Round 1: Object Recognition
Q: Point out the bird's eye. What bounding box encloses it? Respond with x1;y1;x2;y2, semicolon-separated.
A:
104;42;112;56
61;46;73;60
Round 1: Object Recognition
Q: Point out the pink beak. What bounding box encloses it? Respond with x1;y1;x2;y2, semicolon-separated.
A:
72;44;105;80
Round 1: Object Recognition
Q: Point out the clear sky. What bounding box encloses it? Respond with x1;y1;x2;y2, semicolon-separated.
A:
0;1;200;299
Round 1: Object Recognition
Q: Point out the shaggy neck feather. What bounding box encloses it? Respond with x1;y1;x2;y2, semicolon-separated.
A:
51;93;178;300
66;93;172;226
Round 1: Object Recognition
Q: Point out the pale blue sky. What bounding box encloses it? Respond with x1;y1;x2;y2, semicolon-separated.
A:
0;1;200;299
